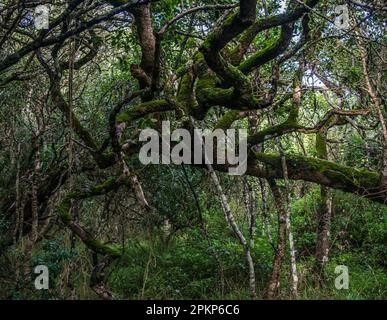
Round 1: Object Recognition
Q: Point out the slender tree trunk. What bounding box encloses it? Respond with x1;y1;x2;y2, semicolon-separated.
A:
243;177;256;247
90;254;115;300
264;178;287;299
259;178;273;244
316;186;332;267
315;133;332;269
192;117;256;299
275;59;303;297
24;150;40;281
13;143;22;244
280;151;298;297
207;163;256;299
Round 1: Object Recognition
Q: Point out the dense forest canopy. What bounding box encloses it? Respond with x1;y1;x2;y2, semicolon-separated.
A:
0;0;386;300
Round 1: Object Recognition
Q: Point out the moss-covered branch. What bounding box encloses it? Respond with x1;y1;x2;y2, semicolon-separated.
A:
229;0;319;64
214;110;243;130
116;99;175;124
50;80;115;169
247;152;385;203
58;176;127;259
239;23;295;74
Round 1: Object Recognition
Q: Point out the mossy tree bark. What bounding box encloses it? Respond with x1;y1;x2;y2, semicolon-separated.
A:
264;178;287;299
315;132;332;270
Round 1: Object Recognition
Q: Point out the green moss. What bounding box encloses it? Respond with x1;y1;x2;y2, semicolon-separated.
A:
117;100;170;124
93;176;117;194
217;54;249;87
316;133;328;159
192;52;207;77
193;52;205;64
58;191;79;222
85;239;122;258
116;112;130;123
58;200;72;223
239;35;278;73
201;12;239;52
176;66;187;77
254;152;380;191
236;14;286;50
177;71;195;113
195;76;223;107
215;110;240;130
248;120;300;145
239;24;292;74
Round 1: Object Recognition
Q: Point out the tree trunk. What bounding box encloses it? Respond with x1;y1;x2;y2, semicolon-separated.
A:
316;186;332;267
280;151;298;297
315;132;332;269
265;178;287;299
259;178;273;245
193;116;257;299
